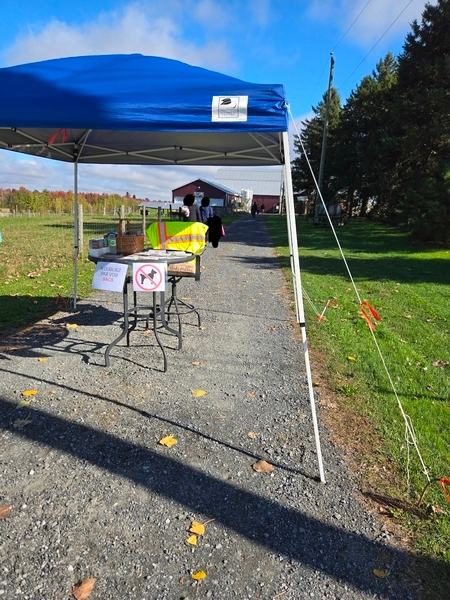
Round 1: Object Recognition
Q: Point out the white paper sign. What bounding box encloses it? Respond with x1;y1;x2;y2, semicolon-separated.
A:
132;262;167;292
92;262;128;292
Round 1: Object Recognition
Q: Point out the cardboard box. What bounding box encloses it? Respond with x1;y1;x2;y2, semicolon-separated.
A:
89;238;106;249
167;259;197;276
89;247;109;258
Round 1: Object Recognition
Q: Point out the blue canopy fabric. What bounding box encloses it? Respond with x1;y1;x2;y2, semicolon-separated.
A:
0;54;288;166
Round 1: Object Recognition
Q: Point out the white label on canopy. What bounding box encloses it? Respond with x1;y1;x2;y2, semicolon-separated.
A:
212;96;248;121
132;262;167;292
92;262;128;292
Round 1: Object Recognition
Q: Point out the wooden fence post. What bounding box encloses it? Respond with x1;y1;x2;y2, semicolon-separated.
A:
78;204;83;256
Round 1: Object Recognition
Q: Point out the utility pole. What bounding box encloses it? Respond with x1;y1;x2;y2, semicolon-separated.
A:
315;53;335;220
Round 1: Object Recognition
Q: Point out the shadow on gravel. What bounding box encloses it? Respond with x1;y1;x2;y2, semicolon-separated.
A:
0;304;122;360
2;394;445;599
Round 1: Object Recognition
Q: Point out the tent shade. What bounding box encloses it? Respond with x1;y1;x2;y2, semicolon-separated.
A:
0;54;287;166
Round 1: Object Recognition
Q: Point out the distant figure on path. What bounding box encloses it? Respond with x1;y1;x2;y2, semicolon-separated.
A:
251;202;257;218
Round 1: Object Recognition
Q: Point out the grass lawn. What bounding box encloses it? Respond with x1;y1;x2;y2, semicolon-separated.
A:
0;212;239;334
265;214;450;596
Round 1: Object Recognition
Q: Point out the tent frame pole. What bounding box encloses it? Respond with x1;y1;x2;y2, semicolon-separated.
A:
282;131;325;483
73;162;79;310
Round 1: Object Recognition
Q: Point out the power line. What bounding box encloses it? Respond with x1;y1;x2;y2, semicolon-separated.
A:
307;0;373;106
332;0;372;51
337;0;413;90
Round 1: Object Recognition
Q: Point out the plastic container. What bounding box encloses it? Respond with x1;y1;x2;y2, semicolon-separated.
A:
107;232;117;253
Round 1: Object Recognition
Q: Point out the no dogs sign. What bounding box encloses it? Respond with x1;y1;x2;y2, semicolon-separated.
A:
132;262;167;292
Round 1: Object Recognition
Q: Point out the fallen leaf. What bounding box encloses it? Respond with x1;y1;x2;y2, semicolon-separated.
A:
191;389;206;398
247;431;258;439
66;323;78;329
159;435;177;448
192;361;201;366
247;391;256;398
38;357;49;362
268;326;276;331
191;570;206;580
0;504;12;520
13;418;32;429
22;389;37;397
16;399;32;409
347;356;356;361
186;534;198;546
252;459;274;473
432;360;449;368
72;578;96;600
189;521;205;535
373;569;386;578
431;505;446;515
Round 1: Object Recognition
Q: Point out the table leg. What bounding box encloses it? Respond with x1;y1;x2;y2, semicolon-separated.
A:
105;278;129;367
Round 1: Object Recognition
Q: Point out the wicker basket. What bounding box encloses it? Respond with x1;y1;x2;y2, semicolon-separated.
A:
116;219;145;255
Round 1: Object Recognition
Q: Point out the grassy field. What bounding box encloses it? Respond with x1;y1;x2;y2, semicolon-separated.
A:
265;215;450;596
0;212;238;333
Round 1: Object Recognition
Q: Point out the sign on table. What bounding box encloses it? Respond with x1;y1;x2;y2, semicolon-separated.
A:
92;262;128;292
132;262;167;292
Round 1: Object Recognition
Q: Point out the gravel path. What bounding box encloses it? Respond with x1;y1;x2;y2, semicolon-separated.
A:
0;215;416;599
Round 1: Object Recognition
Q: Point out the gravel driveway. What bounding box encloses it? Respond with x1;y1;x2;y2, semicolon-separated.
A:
0;214;417;599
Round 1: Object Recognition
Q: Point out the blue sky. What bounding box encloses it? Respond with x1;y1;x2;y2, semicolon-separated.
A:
0;0;435;200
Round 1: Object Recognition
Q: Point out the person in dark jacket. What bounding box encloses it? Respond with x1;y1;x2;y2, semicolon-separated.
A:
200;197;214;224
207;214;224;248
182;194;202;222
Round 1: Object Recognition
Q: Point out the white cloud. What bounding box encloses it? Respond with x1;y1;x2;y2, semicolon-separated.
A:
0;152;219;199
307;0;436;48
4;3;234;71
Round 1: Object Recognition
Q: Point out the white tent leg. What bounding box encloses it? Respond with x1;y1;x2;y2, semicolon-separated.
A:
73;162;79;310
282;132;325;483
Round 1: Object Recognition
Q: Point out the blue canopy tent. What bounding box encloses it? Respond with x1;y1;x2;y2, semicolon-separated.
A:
0;54;324;481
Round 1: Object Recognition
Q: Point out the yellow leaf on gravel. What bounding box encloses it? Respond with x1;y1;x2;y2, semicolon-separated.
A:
252;459;274;473
72;577;96;600
13;418;32;429
189;521;205;535
16;399;32;409
186;534;198;546
22;389;37;397
373;569;386;578
247;431;258;439
191;389;206;398
191;570;206;580
38;357;49;362
159;435;177;448
192;361;201;366
0;504;12;520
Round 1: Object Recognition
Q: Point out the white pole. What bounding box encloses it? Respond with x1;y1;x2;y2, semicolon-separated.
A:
73;162;79;310
282;131;325;483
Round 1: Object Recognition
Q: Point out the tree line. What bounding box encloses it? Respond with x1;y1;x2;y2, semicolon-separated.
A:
0;187;145;215
292;0;450;242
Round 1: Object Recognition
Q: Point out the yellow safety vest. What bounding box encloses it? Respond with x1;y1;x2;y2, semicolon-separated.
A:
147;221;208;255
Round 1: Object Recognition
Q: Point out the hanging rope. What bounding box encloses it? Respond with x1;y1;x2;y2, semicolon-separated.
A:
288;107;431;486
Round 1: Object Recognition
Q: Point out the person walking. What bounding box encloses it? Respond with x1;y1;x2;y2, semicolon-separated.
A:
251;202;257;218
